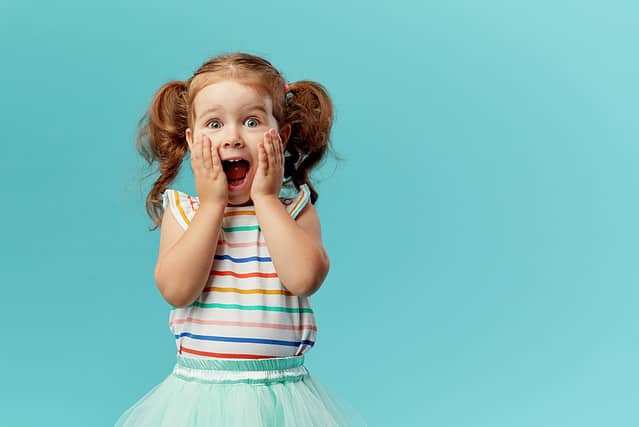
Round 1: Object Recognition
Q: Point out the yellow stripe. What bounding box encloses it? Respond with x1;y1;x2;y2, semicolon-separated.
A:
173;189;191;226
288;188;306;217
207;286;293;296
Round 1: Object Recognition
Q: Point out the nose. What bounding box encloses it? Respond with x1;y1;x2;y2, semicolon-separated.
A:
222;138;244;149
221;124;245;149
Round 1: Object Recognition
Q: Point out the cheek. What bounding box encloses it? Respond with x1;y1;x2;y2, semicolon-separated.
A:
195;129;220;145
249;142;262;159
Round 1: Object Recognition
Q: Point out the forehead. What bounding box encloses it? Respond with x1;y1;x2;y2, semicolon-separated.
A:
192;80;273;118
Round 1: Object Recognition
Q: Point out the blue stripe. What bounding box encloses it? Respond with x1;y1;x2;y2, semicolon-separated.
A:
176;332;315;348
214;255;272;263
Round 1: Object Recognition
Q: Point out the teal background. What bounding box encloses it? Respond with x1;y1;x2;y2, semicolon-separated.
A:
1;0;637;426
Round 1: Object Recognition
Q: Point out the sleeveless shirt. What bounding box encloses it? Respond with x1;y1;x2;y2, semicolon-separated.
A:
161;184;317;359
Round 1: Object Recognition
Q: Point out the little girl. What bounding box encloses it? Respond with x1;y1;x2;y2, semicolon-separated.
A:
115;53;366;426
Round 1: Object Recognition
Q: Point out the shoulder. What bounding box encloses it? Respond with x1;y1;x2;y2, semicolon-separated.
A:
161;188;199;230
279;183;312;220
282;184;323;240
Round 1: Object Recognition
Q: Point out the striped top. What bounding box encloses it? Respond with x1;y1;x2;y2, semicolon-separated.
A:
161;185;317;360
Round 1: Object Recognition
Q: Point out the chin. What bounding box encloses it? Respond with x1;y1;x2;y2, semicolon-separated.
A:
227;192;253;207
226;175;255;207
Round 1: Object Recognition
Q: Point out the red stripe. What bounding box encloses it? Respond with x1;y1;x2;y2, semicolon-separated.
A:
217;239;268;248
211;270;279;278
188;196;198;212
170;317;317;331
180;345;277;359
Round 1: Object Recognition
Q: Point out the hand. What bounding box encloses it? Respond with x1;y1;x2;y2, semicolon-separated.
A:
189;133;228;207
251;128;285;201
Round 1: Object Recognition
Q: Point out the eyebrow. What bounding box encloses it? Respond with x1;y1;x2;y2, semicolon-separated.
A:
199;104;268;118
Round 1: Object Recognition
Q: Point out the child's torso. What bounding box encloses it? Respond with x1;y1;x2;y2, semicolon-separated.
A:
168;200;317;360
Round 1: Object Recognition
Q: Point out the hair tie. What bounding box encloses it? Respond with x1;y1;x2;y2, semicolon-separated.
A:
284;82;294;102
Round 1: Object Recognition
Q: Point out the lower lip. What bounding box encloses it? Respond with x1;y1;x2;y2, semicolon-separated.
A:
228;176;249;192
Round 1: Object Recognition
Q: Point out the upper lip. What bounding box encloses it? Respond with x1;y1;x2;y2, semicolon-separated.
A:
221;156;249;162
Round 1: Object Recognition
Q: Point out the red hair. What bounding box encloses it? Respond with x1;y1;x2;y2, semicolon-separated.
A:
136;52;334;230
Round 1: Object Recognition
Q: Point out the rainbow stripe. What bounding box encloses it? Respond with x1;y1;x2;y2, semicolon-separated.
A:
162;184;316;359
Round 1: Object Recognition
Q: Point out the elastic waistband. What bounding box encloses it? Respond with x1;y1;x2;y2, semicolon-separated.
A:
172;354;308;384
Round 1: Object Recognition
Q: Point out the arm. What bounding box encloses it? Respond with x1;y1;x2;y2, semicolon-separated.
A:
154;202;225;308
253;195;330;297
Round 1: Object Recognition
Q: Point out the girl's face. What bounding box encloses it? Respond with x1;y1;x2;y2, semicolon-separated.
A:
185;79;289;206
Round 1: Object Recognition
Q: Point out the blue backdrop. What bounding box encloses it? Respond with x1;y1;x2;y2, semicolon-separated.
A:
1;1;637;426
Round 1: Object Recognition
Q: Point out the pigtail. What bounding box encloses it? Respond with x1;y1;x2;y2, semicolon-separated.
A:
283;80;334;204
136;80;190;231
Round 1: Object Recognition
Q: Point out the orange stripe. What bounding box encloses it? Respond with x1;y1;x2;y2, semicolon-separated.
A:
178;205;254;218
211;271;278;278
288;192;305;217
179;345;277;359
217;240;268;248
224;210;255;217
170;317;317;331
204;286;293;296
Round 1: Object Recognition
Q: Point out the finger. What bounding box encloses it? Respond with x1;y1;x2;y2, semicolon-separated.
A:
264;129;275;169
273;129;284;167
273;129;283;170
211;142;224;179
257;141;268;176
270;129;280;169
268;130;277;171
202;134;212;170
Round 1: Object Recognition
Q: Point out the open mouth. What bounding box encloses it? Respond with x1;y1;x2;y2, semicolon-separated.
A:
222;159;250;188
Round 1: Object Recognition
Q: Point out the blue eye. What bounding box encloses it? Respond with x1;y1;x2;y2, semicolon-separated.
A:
207;120;222;129
245;118;259;128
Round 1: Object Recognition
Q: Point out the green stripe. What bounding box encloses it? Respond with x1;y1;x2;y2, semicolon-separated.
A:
177;353;305;370
291;195;308;218
172;301;313;313
222;225;260;232
172;373;307;385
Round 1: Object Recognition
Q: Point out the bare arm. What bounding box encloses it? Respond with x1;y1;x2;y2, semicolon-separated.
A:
253;194;329;297
154;202;225;308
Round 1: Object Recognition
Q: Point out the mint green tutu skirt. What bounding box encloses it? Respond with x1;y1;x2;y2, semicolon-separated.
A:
114;353;366;426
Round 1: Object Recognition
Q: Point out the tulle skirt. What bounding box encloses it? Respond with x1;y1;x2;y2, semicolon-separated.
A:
114;353;366;426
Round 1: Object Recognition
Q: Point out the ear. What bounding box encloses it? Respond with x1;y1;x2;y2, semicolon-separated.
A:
185;128;193;151
279;124;292;148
